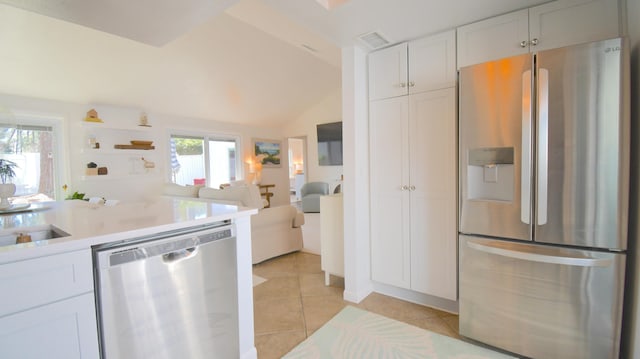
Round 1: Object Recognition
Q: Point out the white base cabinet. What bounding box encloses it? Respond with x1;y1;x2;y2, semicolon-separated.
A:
369;87;457;300
0;249;99;358
408;89;457;300
0;293;99;359
370;95;410;289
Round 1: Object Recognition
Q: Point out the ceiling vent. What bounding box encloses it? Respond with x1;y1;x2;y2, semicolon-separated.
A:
315;0;350;10
357;31;390;50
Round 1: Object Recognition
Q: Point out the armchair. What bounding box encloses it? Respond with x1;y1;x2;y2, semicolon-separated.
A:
300;182;329;213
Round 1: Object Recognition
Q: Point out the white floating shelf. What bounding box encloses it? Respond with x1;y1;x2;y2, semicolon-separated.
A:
80;148;155;155
80;121;153;131
80;173;153;181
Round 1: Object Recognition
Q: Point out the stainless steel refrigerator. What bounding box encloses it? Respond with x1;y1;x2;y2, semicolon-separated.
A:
458;37;629;359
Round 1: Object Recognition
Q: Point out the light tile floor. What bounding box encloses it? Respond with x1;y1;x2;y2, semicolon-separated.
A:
252;251;460;359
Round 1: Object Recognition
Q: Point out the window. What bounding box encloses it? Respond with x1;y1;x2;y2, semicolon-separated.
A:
0;123;58;202
170;134;240;189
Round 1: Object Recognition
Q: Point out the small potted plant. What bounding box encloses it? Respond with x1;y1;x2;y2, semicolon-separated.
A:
0;159;18;209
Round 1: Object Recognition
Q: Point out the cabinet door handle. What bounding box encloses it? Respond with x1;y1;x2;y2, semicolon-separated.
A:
400;82;407;88
520;40;528;48
530;38;538;46
408;82;415;87
401;185;409;190
409;185;415;191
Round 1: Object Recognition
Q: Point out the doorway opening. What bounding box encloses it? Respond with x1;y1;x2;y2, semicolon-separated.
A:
287;136;307;204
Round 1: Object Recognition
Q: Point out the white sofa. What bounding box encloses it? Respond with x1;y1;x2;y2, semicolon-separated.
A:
164;183;304;264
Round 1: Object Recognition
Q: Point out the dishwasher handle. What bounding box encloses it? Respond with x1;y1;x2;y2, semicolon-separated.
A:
105;228;233;267
162;246;198;264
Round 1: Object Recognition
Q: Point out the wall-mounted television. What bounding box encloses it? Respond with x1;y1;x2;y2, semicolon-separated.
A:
317;121;343;166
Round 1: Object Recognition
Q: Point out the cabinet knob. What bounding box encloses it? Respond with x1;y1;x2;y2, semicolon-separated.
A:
530;38;538;46
400;82;407;88
401;185;409;191
520;40;528;48
410;185;416;191
408;82;415;87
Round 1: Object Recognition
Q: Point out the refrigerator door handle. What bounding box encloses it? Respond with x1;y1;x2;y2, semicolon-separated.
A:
521;70;532;224
466;240;612;267
537;68;549;225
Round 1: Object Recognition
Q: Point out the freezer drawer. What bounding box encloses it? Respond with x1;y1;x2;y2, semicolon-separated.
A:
459;235;625;359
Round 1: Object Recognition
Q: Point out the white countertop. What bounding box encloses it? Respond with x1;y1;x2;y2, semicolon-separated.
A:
0;197;257;264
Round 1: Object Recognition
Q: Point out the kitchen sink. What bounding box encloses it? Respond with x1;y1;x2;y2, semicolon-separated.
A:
0;225;71;247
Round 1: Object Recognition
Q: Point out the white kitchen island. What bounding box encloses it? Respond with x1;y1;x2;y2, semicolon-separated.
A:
0;197;258;359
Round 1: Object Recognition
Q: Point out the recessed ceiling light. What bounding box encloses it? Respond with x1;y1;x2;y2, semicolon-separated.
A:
314;0;350;11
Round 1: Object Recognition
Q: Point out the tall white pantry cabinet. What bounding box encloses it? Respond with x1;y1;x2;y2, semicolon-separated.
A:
368;30;457;301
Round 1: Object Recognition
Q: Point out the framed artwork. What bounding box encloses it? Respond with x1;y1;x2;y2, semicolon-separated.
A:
253;138;281;167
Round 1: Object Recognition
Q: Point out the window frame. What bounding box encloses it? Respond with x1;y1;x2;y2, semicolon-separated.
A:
167;130;243;188
0;113;66;201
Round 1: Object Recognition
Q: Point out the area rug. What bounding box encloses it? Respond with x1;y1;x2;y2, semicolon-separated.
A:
252;275;267;287
283;306;517;358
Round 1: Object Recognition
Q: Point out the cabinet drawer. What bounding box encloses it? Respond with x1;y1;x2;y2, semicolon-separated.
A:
0;249;93;316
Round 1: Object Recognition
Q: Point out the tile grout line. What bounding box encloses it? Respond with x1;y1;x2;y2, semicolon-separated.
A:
296;254;310;339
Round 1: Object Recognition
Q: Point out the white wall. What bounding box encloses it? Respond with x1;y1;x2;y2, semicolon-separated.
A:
0;93;293;206
283;88;343;191
623;0;640;356
341;46;373;303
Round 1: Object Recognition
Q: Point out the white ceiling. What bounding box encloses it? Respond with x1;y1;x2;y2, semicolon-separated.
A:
261;0;551;47
0;0;240;47
0;0;551;127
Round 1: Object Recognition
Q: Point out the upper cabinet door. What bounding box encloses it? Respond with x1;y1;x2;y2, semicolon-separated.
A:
408;30;457;94
529;0;620;53
457;9;529;68
368;43;408;101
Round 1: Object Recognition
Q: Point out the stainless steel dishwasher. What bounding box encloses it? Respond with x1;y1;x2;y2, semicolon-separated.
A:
93;222;239;359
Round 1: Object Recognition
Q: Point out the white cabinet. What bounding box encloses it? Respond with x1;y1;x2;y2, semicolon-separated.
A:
369;30;456;100
408;89;457;300
369;88;457;300
457;9;530;68
320;193;344;286
0;249;99;358
0;293;100;359
528;0;620;51
457;0;620;68
370;95;410;288
369;42;408;100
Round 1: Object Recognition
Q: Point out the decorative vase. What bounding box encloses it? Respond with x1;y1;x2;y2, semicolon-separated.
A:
0;183;16;209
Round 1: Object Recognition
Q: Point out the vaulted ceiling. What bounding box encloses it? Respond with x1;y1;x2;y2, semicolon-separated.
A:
0;0;549;127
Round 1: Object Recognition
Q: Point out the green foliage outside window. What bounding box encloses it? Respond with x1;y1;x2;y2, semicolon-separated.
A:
175;138;203;155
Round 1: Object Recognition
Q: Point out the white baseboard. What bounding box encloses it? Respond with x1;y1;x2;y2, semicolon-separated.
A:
240;347;257;359
372;282;459;314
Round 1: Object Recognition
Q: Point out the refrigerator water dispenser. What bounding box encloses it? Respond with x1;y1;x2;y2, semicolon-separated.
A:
467;147;514;202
